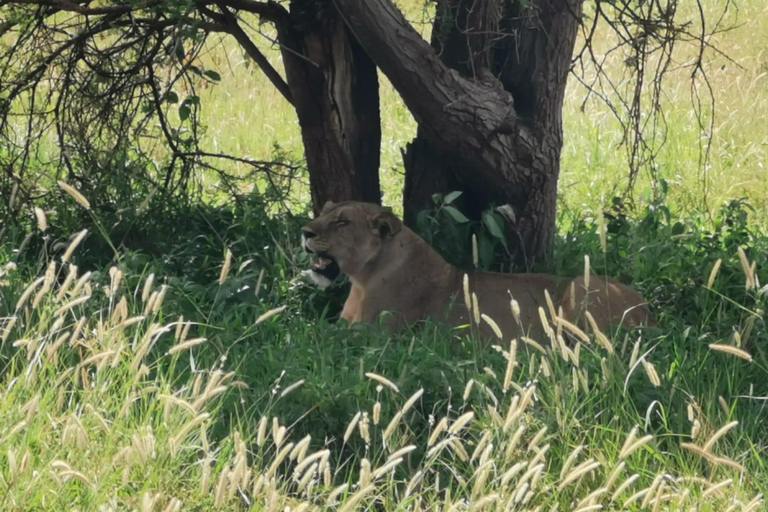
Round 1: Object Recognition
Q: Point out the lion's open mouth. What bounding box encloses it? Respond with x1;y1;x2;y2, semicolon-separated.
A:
307;252;340;282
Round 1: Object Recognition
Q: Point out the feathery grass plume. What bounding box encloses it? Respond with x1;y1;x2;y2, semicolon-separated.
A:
373;457;403;481
642;360;661;387
265;442;294;478
559;444;585;480
402;388;424;415
219;248;233;285
343;412;362;443
151;285;168;314
388;445;416;464
708;343;752;361
558;459;601;490
338;484;375;512
557;317;590;344
56;264;78;302
71;270;92;296
373;401;381;425
167;337;207;356
383;410;404;442
34;207;47;232
737;246;756;290
326;484;350;507
510;297;521;323
290;435;312;462
109;266;123;297
255;305;287;325
448;411;475;434
598;210;607;252
605;461;626;491
544;289;557;321
111;296;128;324
716;396;730;418
279;379;305;398
463;274;472;313
463;379;475;401
481;314;503;339
707;258;723;288
584;311;613;353
428;417;449;447
538;307;553;340
472;292;481;324
528;425;548;451
569;281;576;310
53;295;91;318
63;229;88;263
365;372;399;393
472;234;478;268
702;478;733;498
142;273;155;302
522;336;546;354
2;316;18;343
58;181;91;209
32;261;57;308
503;340;518;391
611;474;640;502
16;276;45;311
702;420;739;452
584;255;591;289
621;435;654;460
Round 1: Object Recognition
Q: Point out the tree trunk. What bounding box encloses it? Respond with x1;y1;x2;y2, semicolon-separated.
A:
278;0;381;214
334;0;582;267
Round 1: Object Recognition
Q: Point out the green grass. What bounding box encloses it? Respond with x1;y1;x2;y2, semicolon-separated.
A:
2;0;768;509
1;184;767;509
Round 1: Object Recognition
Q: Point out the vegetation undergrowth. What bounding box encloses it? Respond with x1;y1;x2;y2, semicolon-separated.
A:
1;181;767;510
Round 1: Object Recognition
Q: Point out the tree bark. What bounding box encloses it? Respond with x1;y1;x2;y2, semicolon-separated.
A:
278;0;382;214
334;0;582;267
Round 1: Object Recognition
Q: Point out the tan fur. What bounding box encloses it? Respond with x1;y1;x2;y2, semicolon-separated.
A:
302;201;656;341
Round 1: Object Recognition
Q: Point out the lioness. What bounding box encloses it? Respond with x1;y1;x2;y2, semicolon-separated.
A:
302;201;655;340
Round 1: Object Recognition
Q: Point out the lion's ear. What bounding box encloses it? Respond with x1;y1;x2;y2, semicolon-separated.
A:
370;211;402;238
320;201;336;215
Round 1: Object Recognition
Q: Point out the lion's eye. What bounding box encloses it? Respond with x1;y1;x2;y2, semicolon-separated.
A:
333;219;349;227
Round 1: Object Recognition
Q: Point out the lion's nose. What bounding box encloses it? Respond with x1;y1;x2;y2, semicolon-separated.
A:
301;227;316;239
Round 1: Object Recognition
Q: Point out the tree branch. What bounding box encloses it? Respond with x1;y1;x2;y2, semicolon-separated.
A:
331;0;523;169
211;1;293;105
216;0;288;23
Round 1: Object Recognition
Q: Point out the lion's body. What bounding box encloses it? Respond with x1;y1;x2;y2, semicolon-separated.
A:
303;201;655;340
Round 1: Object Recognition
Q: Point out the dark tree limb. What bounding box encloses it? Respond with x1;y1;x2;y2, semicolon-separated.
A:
211;0;293;105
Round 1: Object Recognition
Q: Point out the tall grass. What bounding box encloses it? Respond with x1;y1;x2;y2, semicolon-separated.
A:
1;205;767;510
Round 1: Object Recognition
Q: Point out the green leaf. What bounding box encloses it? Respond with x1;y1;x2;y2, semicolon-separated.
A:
203;70;221;81
443;205;469;224
179;105;191;121
165;91;179;104
444;191;463;204
184;95;201;106
483;212;505;240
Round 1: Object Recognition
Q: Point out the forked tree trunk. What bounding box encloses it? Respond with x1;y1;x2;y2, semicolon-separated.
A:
335;0;582;267
278;0;382;214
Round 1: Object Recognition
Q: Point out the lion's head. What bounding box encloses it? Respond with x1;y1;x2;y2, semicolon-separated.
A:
301;201;402;286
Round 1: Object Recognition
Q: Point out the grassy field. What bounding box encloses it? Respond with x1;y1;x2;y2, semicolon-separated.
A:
1;0;768;510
